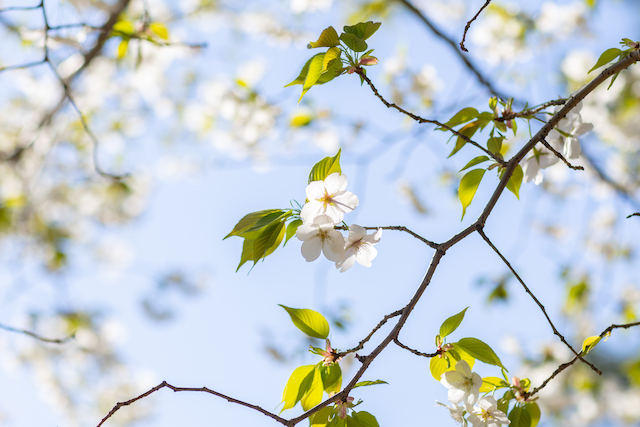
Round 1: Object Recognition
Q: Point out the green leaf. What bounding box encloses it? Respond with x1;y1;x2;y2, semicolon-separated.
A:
440;107;479;129
236;232;257;272
588;48;622;73
301;367;324;410
251;221;285;261
284;219;302;245
430;354;450;380
346;415;362;427
316;57;344;85
309;26;340;48
452;344;476;369
460;156;490;172
455;337;506;370
448;121;480;157
353;379;388;388
581;335;601;355
439;307;469;338
526;402;541;427
323;47;341;71
225;209;286;239
149;22;169;40
261;220;286;258
300;53;327;102
508;406;532;427
487;136;503;155
279;305;330;339
117;39;129;59
353;411;379;427
497;389;513;415
310;406;334;427
342;22;381;40
320;363;342;394
607;71;621;89
340;33;368;52
479;376;510;392
309;149;342;183
505;165;523;200
112;20;135;35
459;169;486;220
282;365;315;411
285;56;314;87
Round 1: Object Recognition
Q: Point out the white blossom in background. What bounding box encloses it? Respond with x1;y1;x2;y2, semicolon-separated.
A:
466;396;511;427
336;225;382;272
469;5;530;65
547;102;593;160
535;2;586;36
290;0;333;14
300;173;359;224
436;401;468;425
440;360;482;406
296;214;346;262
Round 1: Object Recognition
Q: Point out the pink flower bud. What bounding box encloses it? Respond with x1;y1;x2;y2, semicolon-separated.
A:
358;57;378;66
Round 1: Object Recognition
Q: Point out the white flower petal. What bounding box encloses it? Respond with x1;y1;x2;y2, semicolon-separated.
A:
324;172;348;193
355;244;377;267
301;239;321;261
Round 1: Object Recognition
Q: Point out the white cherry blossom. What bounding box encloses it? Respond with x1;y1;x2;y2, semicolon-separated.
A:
440;360;483;406
437;401;468;425
300;173;359;225
467;396;510;427
336;225;382;272
296;214;346;262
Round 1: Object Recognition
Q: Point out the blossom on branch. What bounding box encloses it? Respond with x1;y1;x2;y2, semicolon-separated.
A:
336;225;382;272
466;396;510;427
300;173;359;224
296;214;346;262
437;401;468;426
440;360;482;406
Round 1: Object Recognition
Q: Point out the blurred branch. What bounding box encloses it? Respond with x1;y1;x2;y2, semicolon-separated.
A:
0;322;74;344
460;0;492;52
395;0;509;100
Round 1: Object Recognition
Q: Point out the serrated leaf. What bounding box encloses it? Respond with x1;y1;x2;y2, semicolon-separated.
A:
301;367;324;410
353;411;379;427
588;48;622;73
149;22;169;40
508;406;532;427
323;47;341;71
282;365;315;411
479;376;510;392
340;33;368;52
251;221;285;263
581;335;601;355
320;363;342;394
460;156;490;172
526;402;541;427
459;169;486;220
343;21;381;40
280;305;330;339
353;380;388;388
455;337;506;370
505;165;523;200
309;149;342;183
236;232;257;272
285;56;314;87
440;107;480;129
225;209;286;239
300;53;327;102
309;26;340;48
448;121;480;158
310;406;334;427
261;221;286;258
316;57;344;85
284;219;302;245
439;307;469;337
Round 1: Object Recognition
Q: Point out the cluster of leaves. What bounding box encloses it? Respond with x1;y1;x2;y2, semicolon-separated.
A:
225;149;344;272
111;16;170;60
279;305;383;427
588;38;640;88
432;308;541;427
438;97;527;219
286;22;381;102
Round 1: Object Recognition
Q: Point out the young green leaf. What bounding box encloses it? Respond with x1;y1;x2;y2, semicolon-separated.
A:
258;220;286;259
117;39;129;59
282;364;315;411
320;363;342;394
459;169;486;220
439;107;479;129
353;411;380;427
309;26;340;48
225;209;286;239
460;156;490;172
588;47;622;73
149;22;169;40
316;58;344;85
339;33;368;52
323;47;341;71
236;231;258;272
455;337;506;370
343;22;381;40
300;53;327;102
301;367;324;410
310;406;334;427
526;402;541;427
508;406;532;427
487;136;503;155
285;56;314;87
581;335;601;355
353;379;388;388
439;307;469;338
448;121;480;158
279;305;330;339
479;376;510;392
309;149;342;183
430;354;450;380
504;165;523;199
284;219;302;245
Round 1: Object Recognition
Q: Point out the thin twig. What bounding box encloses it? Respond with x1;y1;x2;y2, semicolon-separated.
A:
335;225;439;249
627;212;640;218
338;310;403;357
355;69;507;167
526;321;640;399
460;0;492;52
0;59;47;73
96;381;289;427
494;99;569;122
0;4;41;12
0;322;75;344
540;138;584;171
393;338;438;358
395;0;509;100
477;227;601;374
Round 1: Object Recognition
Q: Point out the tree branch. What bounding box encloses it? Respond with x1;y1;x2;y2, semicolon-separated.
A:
335;225;439;249
0;322;75;344
393;338;438;358
540;138;584;171
338;309;403;357
460;0;492;52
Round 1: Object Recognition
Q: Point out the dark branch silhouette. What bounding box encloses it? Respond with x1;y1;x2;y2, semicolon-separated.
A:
460;0;493;52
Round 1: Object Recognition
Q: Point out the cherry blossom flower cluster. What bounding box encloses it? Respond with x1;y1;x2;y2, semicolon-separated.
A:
437;360;511;427
296;173;382;272
522;102;594;185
